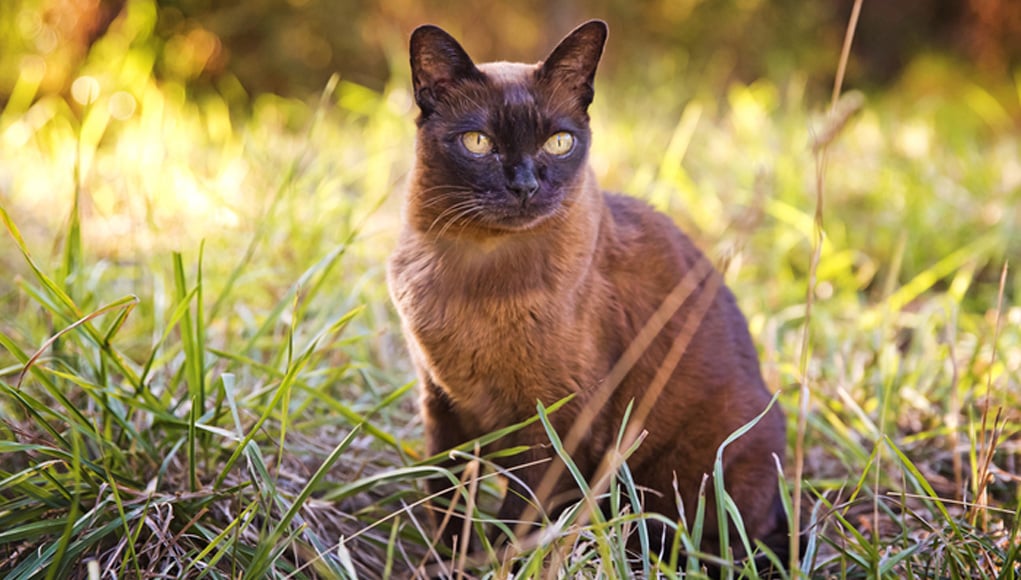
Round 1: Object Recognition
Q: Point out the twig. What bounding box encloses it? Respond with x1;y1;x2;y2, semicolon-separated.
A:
969;261;1009;530
792;0;864;574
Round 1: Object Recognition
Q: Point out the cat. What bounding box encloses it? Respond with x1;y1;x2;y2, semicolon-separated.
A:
387;19;790;568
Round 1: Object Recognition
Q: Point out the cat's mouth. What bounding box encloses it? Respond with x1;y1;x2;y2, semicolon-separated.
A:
478;194;562;230
423;190;564;236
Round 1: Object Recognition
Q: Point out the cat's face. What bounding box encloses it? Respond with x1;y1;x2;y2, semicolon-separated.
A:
408;21;607;235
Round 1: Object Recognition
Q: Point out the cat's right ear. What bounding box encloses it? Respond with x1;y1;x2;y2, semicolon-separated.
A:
537;20;608;111
410;25;482;117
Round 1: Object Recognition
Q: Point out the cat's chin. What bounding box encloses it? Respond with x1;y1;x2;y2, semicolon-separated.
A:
478;205;560;232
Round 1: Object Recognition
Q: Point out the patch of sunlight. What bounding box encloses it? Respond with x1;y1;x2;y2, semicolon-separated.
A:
894;120;933;160
0;72;255;258
728;80;778;138
108;91;137;120
71;75;101;106
999;144;1021;193
850;109;884;152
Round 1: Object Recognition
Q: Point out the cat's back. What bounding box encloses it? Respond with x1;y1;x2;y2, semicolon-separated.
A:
599;192;706;285
597;191;766;385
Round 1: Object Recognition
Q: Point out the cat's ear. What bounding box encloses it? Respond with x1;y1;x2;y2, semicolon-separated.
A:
538;20;608;110
410;25;482;116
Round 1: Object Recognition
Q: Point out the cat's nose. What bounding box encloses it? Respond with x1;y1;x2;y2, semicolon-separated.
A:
509;165;539;203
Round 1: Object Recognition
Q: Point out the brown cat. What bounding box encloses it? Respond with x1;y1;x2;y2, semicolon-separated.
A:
388;20;789;566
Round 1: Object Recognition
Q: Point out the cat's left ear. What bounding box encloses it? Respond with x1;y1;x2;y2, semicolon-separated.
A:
410;25;483;117
538;20;608;110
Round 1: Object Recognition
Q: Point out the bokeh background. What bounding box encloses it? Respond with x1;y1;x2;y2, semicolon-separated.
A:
3;0;1021;99
3;0;1019;303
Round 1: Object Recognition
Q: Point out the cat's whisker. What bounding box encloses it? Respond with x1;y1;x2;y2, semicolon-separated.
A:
436;202;487;238
427;199;484;236
453;87;487;114
417;183;475;196
419;194;470;211
417;189;476;210
426;205;471;236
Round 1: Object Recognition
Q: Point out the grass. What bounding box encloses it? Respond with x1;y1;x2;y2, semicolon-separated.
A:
2;5;1020;579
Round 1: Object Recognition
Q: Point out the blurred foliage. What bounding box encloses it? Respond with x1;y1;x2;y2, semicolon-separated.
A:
0;0;1019;305
0;3;1018;310
2;0;1020;104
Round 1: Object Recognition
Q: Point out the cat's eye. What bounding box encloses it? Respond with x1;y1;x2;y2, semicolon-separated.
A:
542;132;575;156
461;131;494;156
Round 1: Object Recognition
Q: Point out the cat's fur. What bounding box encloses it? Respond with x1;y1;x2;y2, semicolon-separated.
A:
388;20;789;564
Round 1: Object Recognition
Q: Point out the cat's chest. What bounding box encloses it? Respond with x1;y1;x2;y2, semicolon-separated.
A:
411;278;550;382
391;249;580;420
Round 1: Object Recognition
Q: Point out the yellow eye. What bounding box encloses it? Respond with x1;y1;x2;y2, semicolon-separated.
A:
461;131;493;155
542;132;574;156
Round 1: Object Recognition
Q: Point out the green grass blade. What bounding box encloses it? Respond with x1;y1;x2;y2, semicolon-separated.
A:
0;203;80;319
173;251;203;492
15;294;139;389
44;427;83;580
247;424;362;577
711;390;781;574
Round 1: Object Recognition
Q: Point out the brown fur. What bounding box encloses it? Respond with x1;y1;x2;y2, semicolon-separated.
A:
388;20;789;564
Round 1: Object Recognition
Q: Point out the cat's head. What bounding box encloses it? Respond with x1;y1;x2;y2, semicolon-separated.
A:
407;20;607;235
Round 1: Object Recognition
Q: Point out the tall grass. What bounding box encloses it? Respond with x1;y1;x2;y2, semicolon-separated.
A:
2;3;1020;578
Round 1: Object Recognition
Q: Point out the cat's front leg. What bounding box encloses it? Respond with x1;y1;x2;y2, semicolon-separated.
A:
420;376;481;555
493;421;589;546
